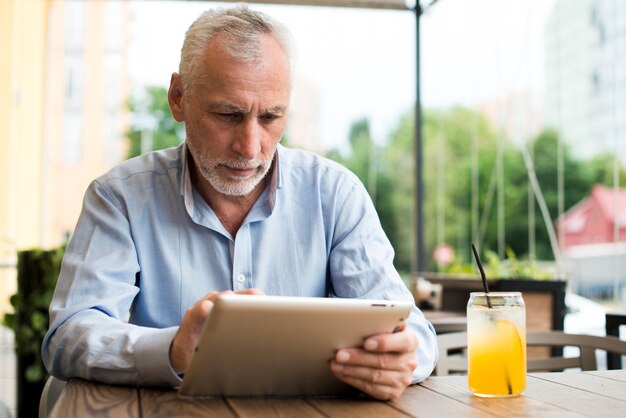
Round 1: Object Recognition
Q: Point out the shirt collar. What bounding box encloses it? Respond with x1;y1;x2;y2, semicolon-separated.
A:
268;146;281;212
180;143;195;216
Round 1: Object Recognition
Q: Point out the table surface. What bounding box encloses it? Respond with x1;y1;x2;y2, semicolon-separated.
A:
50;369;626;418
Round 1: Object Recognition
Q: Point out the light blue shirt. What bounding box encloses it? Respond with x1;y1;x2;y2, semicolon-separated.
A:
42;143;437;387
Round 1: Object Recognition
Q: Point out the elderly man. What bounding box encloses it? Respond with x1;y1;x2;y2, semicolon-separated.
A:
42;6;437;400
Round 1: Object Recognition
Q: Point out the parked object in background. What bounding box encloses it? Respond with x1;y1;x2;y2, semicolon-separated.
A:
411;277;443;311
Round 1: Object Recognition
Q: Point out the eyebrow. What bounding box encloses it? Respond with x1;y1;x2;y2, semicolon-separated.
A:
208;103;287;115
262;106;287;115
208;103;243;113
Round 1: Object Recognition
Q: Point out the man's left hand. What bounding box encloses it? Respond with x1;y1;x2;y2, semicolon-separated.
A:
330;323;418;400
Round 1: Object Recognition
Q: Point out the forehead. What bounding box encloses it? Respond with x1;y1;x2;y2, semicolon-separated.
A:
191;33;290;92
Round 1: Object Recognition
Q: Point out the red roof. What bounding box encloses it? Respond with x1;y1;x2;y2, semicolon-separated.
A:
557;185;626;241
559;199;592;234
591;185;626;227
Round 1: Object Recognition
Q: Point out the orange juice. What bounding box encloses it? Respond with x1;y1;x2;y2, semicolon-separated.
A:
467;292;526;397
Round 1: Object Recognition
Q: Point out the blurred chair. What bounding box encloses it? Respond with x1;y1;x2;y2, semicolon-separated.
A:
430;316;466;334
38;376;65;418
435;330;626;376
605;312;626;369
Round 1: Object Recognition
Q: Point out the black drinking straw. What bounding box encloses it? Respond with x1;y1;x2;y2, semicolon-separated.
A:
471;244;492;308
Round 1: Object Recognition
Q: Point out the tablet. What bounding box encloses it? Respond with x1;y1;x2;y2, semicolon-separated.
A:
178;294;413;397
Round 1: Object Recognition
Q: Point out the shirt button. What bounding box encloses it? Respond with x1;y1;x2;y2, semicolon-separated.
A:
237;273;246;283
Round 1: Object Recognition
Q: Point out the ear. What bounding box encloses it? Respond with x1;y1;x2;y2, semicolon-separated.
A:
168;73;185;122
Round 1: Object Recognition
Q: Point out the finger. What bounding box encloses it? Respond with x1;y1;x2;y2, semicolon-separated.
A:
331;372;405;401
171;299;214;373
363;328;418;354
202;291;221;302
330;361;412;388
335;349;417;373
186;299;214;335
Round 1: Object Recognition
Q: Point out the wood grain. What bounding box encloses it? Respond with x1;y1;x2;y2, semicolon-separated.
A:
50;379;139;418
48;370;626;418
392;383;499;418
531;372;626;401
420;375;587;418
308;397;410;417
587;369;626;383
139;388;236;418
227;398;325;418
523;374;626;418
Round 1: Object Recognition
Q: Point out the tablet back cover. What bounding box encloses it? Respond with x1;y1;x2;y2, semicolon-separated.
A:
178;295;412;397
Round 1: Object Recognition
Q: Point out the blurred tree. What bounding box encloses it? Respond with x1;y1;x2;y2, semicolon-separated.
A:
326;119;402;269
512;129;593;259
328;110;626;273
586;152;626;186
381;112;416;272
421;107;501;270
126;86;182;159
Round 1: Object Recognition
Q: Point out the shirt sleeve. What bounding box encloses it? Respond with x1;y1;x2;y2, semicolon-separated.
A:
328;177;438;382
41;180;182;387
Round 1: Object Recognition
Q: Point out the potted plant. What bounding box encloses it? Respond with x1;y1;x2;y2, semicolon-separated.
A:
413;248;567;332
3;246;64;418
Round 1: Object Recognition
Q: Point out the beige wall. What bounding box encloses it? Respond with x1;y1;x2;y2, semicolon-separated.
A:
44;0;130;246
0;0;130;315
0;0;49;314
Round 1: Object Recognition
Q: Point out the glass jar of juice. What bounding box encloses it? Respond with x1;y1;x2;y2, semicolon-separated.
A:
467;292;526;397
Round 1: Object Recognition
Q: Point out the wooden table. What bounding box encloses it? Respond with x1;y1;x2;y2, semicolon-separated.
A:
50;370;626;418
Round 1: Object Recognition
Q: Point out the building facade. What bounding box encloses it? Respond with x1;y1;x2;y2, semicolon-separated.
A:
544;0;626;161
0;0;130;314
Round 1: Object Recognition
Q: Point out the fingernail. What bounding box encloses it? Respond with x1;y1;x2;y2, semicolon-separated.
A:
336;351;350;363
364;339;378;350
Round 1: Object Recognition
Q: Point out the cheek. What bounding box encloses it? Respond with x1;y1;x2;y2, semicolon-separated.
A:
186;119;220;148
260;127;284;154
266;120;288;143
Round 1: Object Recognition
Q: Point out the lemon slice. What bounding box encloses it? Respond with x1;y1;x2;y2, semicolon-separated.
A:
493;319;526;394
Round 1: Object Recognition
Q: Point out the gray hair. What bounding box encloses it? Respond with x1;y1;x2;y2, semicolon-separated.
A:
179;5;295;91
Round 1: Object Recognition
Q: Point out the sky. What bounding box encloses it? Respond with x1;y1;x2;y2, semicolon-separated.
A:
128;0;556;151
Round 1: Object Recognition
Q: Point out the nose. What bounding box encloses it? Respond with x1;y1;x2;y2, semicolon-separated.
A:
232;118;262;159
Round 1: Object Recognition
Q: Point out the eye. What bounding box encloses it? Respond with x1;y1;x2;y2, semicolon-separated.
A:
216;112;242;122
259;113;281;122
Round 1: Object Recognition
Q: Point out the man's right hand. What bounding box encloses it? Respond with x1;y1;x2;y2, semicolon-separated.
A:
169;288;264;374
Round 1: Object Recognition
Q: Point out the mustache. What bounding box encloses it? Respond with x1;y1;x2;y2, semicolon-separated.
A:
214;158;271;170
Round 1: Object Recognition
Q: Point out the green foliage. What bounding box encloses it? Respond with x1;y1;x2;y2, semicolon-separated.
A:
2;246;65;383
421;107;500;268
440;247;553;280
585;152;626;187
381;113;417;272
126;86;182;159
515;129;594;258
326;118;412;271
325;106;626;275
